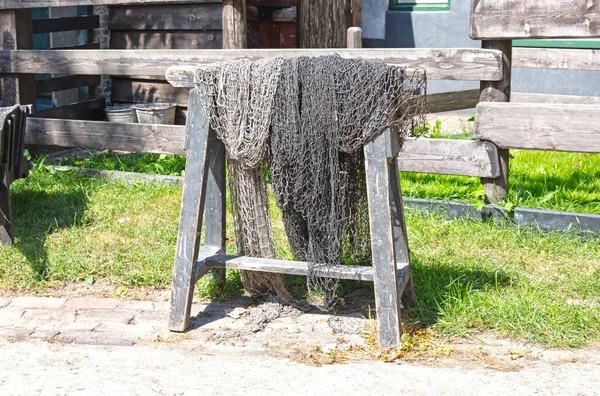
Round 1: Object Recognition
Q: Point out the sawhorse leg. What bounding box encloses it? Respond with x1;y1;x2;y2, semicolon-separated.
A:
364;127;416;348
0;166;13;245
169;89;227;332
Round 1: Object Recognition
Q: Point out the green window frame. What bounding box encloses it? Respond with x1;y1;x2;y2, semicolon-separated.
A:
513;39;600;50
390;0;451;12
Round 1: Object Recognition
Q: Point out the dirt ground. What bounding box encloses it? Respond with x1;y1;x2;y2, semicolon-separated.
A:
1;283;599;395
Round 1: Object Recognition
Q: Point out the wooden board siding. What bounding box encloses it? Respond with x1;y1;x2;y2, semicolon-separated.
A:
108;1;298;124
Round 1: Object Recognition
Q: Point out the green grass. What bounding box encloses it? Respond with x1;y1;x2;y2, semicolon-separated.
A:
402;142;600;214
0;149;599;347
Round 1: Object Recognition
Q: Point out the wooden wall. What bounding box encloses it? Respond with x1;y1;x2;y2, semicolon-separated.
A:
247;0;296;49
108;0;297;125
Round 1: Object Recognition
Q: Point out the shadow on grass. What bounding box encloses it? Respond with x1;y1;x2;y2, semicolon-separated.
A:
10;188;89;281
407;258;514;327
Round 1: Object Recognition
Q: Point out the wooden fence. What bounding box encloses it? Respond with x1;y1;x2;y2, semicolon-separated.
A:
1;0;599;207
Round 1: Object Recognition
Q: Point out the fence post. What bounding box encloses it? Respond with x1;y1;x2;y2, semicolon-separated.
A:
479;40;512;204
0;9;36;110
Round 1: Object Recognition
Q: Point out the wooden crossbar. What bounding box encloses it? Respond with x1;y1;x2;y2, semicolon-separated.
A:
200;254;410;283
474;102;600;153
0;48;503;82
470;0;600;40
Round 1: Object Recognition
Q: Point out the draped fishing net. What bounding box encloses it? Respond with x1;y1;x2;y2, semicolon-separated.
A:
196;55;426;310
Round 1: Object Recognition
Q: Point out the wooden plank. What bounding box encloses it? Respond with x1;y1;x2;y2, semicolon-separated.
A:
470;0;600;40
51;43;100;50
513;47;600;72
352;0;361;28
479;40;511;204
399;138;500;178
32;15;99;34
364;129;404;348
36;75;100;95
32;98;105;121
167;48;503;86
203;254;409;282
427;89;480;113
109;3;222;31
474;102;600;153
0;48;503;82
511;92;600;104
53;166;185;186
387;127;415;308
203;128;227;288
111;78;190;106
25;118;186;154
169;88;211;332
111;31;223;50
0;0;219;9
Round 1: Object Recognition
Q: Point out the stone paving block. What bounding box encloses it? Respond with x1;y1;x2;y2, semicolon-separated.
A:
75;310;135;324
0;297;11;308
30;330;60;340
0;326;34;341
134;309;168;324
93;322;155;340
21;309;76;323
36;320;98;333
69;333;136;347
0;308;25;327
117;301;158;312
9;297;66;310
65;298;121;311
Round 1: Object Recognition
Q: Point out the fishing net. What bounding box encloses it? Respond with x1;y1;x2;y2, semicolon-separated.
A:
196;55;426;310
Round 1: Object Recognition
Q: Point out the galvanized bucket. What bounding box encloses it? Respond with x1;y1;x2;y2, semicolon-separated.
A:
133;103;177;125
105;104;135;123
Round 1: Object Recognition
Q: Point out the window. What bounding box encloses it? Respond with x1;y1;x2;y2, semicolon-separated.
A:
390;0;451;11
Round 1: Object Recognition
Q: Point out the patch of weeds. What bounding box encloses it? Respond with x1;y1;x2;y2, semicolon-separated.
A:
195;270;244;300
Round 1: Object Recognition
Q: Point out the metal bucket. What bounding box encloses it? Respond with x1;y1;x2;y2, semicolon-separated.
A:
133;103;177;125
105;104;135;123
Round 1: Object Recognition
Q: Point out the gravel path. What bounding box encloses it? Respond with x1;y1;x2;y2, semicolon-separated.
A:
1;295;599;395
1;340;599;396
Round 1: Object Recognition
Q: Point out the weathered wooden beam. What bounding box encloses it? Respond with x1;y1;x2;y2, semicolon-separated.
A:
202;254;409;283
0;49;503;82
169;89;211;332
32;15;99;34
399;138;501;178
32;97;105;121
25;118;186;154
36;75;100;95
364;129;405;348
513;47;600;72
0;0;219;9
168;48;503;86
426;89;480;113
479;40;511;204
470;0;600;40
511;92;600;105
474;102;600;153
